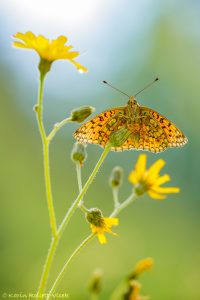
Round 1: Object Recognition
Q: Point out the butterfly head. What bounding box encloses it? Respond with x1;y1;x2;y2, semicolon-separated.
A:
128;96;137;107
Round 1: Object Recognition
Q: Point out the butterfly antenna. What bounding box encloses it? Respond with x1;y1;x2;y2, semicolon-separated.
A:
103;80;130;97
134;77;159;97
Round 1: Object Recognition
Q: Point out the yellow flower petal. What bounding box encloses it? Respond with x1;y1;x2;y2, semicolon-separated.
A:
151;186;180;194
147;190;166;200
152;174;171;186
128;170;139;185
128;155;146;184
103;217;119;226
90;224;97;234
70;60;88;73
13;41;30;49
56;35;68;44
14;31;34;43
97;233;107;244
135;154;147;180
105;228;118;236
145;158;165;180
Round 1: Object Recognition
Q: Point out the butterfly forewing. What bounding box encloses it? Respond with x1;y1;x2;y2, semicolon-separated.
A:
74;106;127;147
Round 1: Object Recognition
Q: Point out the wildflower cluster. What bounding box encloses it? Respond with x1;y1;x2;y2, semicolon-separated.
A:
88;258;154;299
12;31;184;299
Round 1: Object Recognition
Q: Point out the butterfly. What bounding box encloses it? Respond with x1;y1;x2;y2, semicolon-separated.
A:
74;95;188;153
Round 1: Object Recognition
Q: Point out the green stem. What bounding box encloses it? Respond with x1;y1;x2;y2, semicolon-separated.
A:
47;192;137;297
35;74;58;300
76;162;82;191
37;145;110;297
76;162;90;213
44;145;110;296
37;237;58;297
36;74;57;237
110;193;136;217
47;117;72;142
112;187;120;209
46;233;95;300
57;144;111;238
109;193;138;300
109;281;127;300
91;294;99;300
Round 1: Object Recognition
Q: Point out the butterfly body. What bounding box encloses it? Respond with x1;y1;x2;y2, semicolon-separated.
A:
74;96;188;153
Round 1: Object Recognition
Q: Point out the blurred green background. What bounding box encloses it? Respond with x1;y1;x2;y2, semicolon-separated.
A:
0;0;199;299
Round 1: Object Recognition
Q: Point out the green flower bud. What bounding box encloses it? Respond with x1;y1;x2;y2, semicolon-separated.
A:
89;269;103;295
109;166;123;188
70;106;95;123
71;142;87;165
33;104;39;113
86;208;104;227
109;127;130;147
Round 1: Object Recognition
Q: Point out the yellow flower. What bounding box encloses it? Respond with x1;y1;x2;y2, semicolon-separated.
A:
133;257;154;277
129;280;141;300
126;280;149;300
90;217;119;244
13;31;88;73
128;154;180;200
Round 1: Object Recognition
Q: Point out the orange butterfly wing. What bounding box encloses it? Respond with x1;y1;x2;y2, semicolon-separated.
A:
74;106;127;147
74;104;188;153
134;106;188;153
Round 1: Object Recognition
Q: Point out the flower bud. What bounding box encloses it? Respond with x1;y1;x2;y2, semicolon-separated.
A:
70;106;95;123
109;127;130;147
109;166;123;188
129;257;154;280
86;208;104;227
71;142;87;165
33;104;39;113
89;269;103;295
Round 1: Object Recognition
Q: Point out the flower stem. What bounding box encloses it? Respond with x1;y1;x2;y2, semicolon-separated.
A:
57;144;111;238
76;162;83;194
37;237;58;297
35;74;58;300
36;74;57;237
47;117;72;142
110;193;136;217
47;192;137;296
109;281;126;300
76;162;90;213
46;233;95;300
37;144;110;297
112;187;120;209
44;145;111;296
91;294;99;300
